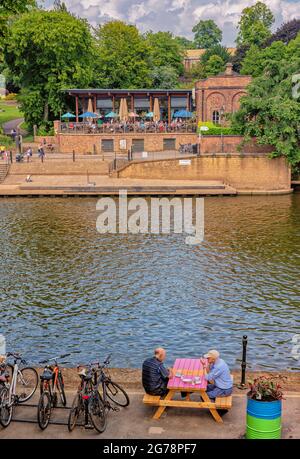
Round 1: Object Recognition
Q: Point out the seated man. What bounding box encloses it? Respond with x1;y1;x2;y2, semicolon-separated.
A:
202;350;233;401
142;347;173;396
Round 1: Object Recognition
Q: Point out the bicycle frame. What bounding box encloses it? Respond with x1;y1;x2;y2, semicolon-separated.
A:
7;361;27;408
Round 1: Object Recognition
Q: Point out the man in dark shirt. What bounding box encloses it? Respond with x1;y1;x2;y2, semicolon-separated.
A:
142;348;173;396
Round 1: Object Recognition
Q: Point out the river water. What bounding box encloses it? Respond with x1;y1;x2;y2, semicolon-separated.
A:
0;194;299;370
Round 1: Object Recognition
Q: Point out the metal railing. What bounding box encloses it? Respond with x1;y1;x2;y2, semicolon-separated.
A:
59;122;197;135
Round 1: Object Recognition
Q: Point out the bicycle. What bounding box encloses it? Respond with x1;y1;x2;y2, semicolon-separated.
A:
0;352;38;427
37;353;70;430
68;362;106;433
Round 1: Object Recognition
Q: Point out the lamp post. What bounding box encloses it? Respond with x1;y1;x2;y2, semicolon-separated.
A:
220;106;225;154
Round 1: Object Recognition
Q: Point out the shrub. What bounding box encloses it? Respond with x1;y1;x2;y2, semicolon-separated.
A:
248;375;286;401
37;123;54;136
0;135;13;147
5;93;18;101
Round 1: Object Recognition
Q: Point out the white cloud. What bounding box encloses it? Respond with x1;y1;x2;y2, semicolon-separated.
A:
56;0;300;45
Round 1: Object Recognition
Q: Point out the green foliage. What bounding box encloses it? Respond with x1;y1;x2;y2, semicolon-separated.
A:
4;10;94;127
145;31;184;75
192;19;222;49
237;1;275;46
94;21;152;88
205;55;225;76
232;34;300;165
150;66;179;89
0;0;36;39
241;41;286;77
174;36;194;49
186;61;206;80
201;45;231;65
0;135;13;147
4;92;17;100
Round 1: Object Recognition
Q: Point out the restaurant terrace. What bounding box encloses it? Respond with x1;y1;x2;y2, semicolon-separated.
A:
65;88;194;124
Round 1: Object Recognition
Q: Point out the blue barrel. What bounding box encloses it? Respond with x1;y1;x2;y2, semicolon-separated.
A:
246;398;282;439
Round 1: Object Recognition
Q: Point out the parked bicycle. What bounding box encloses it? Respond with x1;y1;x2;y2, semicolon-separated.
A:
37;354;70;430
0;352;38;427
68;355;129;433
68;361;106;433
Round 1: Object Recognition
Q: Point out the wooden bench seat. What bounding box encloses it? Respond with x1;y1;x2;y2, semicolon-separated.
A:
215;395;232;410
143;394;161;405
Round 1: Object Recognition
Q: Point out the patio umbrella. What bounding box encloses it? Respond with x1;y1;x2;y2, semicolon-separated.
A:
105;111;118;118
79;111;97;118
122;98;128;121
173;109;193;118
153;98;160;122
128;112;139;118
61;112;75;119
145;112;154;118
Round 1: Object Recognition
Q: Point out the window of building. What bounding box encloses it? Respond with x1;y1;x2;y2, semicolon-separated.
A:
212;110;220;124
163;138;176;150
132;139;145;153
101;139;114;152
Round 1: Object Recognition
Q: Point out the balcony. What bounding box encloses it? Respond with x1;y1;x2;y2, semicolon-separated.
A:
59;121;197;135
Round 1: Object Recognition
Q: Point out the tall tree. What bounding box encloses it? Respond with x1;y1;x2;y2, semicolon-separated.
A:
192;19;222;49
150;66;179;89
236;1;275;46
94;21;152;88
201;45;231;65
205;55;225;76
240;41;286;77
264;19;300;46
174;36;194;49
232;33;300;165
0;0;36;40
4;10;95;127
145;31;184;75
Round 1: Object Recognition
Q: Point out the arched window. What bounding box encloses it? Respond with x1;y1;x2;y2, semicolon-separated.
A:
212;110;220;124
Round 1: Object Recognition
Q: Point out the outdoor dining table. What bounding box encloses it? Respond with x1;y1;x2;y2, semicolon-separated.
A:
152;358;224;423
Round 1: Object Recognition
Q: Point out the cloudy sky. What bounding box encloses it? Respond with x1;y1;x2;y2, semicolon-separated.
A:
42;0;300;45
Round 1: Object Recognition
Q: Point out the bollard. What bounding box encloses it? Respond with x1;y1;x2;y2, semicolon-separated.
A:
72;150;75;162
238;335;248;389
10;151;13;163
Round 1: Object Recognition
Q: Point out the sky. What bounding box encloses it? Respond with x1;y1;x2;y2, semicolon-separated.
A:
42;0;300;46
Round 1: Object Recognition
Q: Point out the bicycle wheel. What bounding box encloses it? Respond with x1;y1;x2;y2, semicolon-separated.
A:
37;391;52;430
56;373;67;407
68;393;83;432
0;386;13;427
16;367;38;403
88;391;107;433
104;380;130;407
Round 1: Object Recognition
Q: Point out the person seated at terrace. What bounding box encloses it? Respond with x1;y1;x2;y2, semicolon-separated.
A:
142;347;173;396
202;350;233;401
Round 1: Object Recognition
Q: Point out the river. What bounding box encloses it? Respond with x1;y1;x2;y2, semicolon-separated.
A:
0;194;299;370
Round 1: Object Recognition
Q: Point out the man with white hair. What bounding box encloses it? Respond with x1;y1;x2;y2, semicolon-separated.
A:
202;350;233;401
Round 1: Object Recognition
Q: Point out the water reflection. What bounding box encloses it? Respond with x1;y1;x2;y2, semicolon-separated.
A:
0;194;299;370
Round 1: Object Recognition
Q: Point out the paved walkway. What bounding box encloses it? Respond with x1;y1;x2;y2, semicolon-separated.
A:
0;390;299;439
2;118;24;135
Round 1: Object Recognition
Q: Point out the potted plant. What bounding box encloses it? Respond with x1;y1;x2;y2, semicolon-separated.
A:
246;375;286;439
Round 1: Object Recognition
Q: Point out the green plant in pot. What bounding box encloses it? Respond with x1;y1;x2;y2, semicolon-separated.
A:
246;375;286;439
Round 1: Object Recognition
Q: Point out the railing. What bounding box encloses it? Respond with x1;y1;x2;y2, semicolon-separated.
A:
59;122;197;135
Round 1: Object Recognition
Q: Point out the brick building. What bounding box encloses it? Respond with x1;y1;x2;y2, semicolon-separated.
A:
195;63;252;123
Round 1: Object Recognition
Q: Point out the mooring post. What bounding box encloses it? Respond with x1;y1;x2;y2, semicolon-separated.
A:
238;335;248;389
72;150;75;162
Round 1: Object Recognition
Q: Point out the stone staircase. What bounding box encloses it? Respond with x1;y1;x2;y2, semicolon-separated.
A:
0;163;9;183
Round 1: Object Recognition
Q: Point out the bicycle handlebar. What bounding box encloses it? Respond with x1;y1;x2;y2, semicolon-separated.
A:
39;353;71;365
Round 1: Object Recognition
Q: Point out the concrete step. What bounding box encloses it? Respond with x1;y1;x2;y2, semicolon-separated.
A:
0;164;9;183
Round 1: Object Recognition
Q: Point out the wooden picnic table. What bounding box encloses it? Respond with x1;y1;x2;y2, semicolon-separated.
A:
144;358;231;423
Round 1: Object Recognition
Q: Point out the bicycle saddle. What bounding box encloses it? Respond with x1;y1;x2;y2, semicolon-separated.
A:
40;369;53;380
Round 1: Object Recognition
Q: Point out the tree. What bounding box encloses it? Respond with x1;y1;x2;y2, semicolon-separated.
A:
145;31;184;75
232;34;300;165
150;66;179;89
241;41;286;77
174;36;194;49
232;44;250;73
237;1;275;46
0;0;36;39
94;21;152;88
205;55;225;76
4;10;95;127
201;45;231;65
192;19;222;49
53;0;68;12
265;19;300;47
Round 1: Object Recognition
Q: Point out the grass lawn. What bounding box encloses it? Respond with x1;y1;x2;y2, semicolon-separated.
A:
0;100;22;128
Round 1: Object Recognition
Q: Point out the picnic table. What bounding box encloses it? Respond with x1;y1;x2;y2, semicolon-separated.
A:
143;358;232;423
